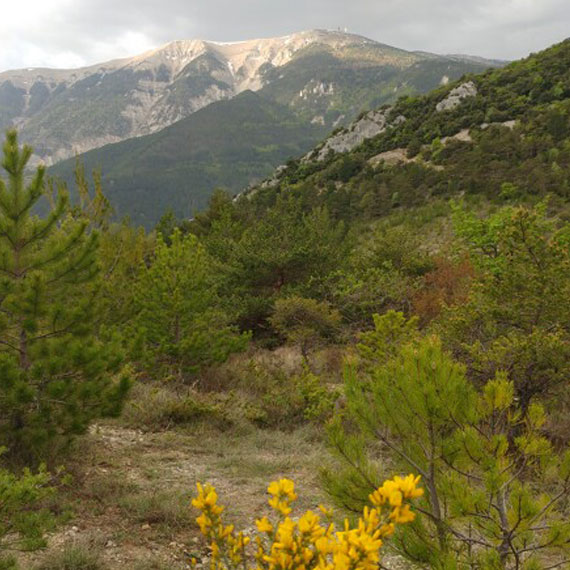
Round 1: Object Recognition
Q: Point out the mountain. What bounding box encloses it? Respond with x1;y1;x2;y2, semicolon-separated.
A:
244;37;570;217
49;91;326;227
1;30;500;166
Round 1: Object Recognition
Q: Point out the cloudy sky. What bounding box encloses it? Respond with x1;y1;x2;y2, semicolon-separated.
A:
1;0;569;72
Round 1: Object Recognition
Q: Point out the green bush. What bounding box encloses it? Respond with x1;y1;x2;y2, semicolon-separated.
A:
0;459;57;567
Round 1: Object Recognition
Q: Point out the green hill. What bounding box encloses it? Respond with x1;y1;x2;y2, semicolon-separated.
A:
246;38;570;219
49;91;326;227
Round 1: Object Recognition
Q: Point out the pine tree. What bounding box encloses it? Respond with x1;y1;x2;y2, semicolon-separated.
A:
226;195;348;333
0;131;130;462
134;229;249;380
324;328;570;569
441;202;570;412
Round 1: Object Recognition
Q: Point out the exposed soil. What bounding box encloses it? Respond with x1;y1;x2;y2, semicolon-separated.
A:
18;423;330;569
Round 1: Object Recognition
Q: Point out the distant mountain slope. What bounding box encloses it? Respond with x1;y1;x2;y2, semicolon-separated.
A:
1;29;499;165
244;38;570;217
49;91;326;227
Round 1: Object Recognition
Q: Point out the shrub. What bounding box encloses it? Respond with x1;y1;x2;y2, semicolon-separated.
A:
0;459;57;568
270;297;341;365
190;475;422;569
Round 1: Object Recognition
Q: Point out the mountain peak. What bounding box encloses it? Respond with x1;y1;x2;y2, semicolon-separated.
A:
0;30;501;167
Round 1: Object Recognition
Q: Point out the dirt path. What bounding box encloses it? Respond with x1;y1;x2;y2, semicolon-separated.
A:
20;423;329;569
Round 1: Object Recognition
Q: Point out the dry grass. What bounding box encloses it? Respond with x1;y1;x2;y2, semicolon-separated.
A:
16;417;329;569
120;383;229;432
14;344;349;568
199;344;347;393
119;489;193;529
34;541;106;570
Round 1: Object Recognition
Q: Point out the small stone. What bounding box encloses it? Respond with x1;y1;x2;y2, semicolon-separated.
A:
141;523;151;530
105;540;116;548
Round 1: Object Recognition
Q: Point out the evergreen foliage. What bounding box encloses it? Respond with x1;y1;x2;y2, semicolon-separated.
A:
241;39;570;222
216;196;348;335
0;455;56;568
325;326;570;570
356;310;419;365
324;223;433;327
0;131;130;462
134;229;249;380
440;202;570;412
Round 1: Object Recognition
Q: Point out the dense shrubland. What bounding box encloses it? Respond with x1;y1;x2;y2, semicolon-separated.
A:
0;36;569;570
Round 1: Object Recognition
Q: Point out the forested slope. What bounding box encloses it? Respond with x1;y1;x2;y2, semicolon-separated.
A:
246;37;570;219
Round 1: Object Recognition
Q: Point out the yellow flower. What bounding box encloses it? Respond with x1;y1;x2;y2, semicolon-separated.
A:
191;473;422;570
268;478;298;501
269;496;293;516
395;474;424;499
369;474;423;508
379;523;395;537
390;503;416;524
298;511;322;535
256;516;274;534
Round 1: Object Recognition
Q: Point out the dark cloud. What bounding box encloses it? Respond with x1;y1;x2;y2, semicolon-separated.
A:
2;0;569;72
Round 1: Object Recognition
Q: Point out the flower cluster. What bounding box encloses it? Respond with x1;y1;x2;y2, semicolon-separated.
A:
192;483;251;567
191;474;423;570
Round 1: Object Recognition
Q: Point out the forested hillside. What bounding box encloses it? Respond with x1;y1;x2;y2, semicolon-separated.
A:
49;91;326;227
245;37;570;219
0;36;568;570
43;31;497;228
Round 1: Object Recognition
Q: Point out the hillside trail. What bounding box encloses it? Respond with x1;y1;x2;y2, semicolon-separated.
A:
19;422;412;568
20;423;330;568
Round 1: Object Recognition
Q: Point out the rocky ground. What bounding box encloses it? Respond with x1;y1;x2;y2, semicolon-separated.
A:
18;422;331;569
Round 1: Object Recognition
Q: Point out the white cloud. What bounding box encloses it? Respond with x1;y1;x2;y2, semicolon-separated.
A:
0;0;568;72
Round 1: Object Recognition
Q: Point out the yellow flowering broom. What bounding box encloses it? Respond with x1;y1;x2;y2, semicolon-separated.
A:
191;474;423;570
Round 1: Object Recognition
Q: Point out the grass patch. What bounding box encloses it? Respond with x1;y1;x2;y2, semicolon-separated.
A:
120;383;229;431
127;561;173;570
119;489;193;529
34;542;105;570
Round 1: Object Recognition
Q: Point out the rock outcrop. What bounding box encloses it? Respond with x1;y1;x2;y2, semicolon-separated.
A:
314;110;405;161
436;81;477;112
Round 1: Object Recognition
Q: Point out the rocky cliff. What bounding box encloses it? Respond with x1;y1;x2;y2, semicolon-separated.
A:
0;30;500;165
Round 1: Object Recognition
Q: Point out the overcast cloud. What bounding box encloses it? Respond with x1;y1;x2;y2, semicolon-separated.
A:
1;0;569;72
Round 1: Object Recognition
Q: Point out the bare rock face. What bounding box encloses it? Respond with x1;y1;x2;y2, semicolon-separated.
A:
436;81;477;112
368;148;411;166
0;30;500;167
314;110;405;161
0;30;384;164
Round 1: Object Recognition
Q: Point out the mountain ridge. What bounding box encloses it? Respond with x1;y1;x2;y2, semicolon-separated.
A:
243;37;570;220
1;29;501;165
